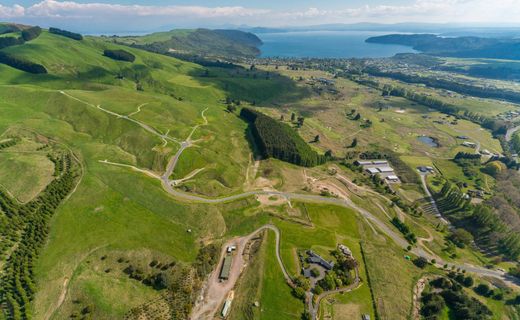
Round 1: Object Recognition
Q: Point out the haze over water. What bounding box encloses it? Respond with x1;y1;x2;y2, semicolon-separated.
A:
258;30;417;58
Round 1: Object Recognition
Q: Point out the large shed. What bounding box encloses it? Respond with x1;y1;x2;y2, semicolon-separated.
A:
220;255;233;280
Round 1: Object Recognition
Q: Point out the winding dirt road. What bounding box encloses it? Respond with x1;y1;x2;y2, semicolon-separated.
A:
191;225;291;320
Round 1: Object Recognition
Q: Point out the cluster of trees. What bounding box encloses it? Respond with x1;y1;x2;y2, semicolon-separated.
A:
391;217;417;244
453;152;486;181
193;243;220;278
49;27;83;40
448;229;474;248
240;108;327;167
21;26;41;42
422;276;492;320
349;75;508;135
0;26;41;50
103;49;136;62
314;252;357;295
0;36;24;49
0;52;47;74
364;66;520;105
123;261;175;290
1;168;77;319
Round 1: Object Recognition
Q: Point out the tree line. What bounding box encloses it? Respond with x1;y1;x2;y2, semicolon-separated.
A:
364;66;520;105
346;75;508;135
0;52;47;74
240;108;326;167
49;27;83;41
0;152;78;320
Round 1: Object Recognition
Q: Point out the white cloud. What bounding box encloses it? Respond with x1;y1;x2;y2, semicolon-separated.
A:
0;4;25;18
1;0;520;32
21;0;268;18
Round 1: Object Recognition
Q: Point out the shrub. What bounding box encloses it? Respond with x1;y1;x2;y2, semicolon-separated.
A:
413;257;428;269
103;49;136;62
448;229;474;248
474;283;491;296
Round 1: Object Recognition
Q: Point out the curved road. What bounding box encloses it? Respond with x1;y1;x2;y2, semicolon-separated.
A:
85;92;513;287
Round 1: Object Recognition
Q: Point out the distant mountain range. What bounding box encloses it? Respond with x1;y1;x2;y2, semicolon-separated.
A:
366;34;520;60
237;23;520;38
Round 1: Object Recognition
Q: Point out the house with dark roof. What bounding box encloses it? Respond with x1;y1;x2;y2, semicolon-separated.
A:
307;250;334;270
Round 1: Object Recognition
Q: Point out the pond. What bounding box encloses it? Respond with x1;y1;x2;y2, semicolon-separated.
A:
417;136;439;147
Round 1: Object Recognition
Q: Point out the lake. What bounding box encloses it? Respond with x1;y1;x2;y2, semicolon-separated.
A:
257;31;417;58
417;136;439;147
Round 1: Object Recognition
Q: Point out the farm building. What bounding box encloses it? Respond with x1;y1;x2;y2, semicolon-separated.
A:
377;166;394;173
307;250;334;270
366;167;380;175
221;300;232;318
385;175;400;183
220;255;233;280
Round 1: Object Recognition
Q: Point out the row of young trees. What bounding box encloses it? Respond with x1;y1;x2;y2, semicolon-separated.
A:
48;27;83;41
435;181;520;260
391;217;417;244
240;108;327;167
0;152;78;320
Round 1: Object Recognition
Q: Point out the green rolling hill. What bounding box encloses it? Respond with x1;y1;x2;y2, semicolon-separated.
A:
109;28;263;58
0;26;303;319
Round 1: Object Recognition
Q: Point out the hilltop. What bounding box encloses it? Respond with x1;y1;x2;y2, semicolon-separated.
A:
109;28;263;58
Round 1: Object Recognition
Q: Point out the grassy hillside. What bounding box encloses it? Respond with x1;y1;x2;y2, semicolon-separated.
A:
110;28;262;58
0;27;307;319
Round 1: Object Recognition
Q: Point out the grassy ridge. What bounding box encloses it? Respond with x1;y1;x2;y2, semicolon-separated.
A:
112;28;262;58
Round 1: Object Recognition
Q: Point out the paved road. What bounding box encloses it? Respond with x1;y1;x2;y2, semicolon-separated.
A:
161;179;517;284
506;124;520;142
83;90;513;287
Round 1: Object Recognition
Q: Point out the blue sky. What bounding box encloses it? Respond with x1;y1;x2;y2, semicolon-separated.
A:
1;0;519;34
